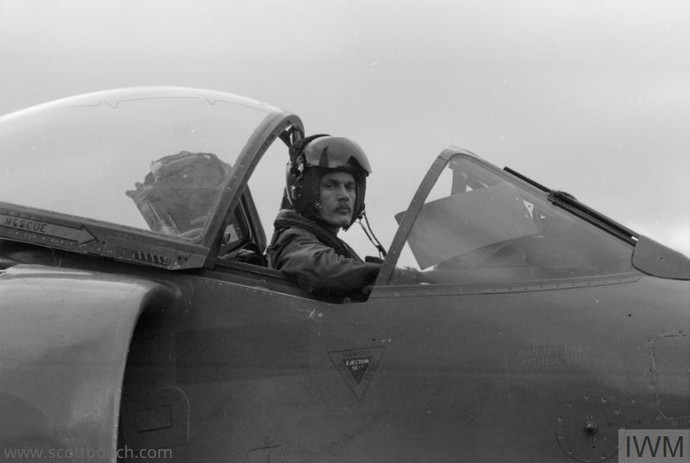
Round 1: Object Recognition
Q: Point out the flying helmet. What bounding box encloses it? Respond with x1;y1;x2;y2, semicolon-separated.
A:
285;134;371;227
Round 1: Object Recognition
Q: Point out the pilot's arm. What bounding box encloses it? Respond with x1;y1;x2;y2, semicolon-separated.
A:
270;228;381;300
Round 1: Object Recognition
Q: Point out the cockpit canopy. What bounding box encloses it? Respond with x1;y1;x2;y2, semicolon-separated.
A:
0;87;301;269
0;87;278;234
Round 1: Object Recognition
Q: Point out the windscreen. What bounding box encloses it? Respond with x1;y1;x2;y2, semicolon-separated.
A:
391;154;635;285
0;87;277;240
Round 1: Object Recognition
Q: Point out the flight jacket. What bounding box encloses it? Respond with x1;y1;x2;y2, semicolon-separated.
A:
267;209;381;302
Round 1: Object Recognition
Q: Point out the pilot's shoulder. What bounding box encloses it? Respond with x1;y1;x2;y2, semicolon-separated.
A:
275;226;321;247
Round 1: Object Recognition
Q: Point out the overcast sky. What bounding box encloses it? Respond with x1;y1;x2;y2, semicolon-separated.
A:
1;0;688;256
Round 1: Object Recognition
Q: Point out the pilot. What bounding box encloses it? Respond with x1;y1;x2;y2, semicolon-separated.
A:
267;134;382;302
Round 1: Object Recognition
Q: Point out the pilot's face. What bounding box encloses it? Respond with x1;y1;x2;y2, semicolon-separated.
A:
318;171;356;229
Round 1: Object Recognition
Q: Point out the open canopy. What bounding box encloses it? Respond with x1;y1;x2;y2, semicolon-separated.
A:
0;87;301;269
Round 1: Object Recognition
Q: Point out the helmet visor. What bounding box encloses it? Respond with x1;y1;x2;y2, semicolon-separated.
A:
303;137;372;173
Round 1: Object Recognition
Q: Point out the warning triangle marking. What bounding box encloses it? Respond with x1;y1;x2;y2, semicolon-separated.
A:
328;347;385;400
344;356;371;384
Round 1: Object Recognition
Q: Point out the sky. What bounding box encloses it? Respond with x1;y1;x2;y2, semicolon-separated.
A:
0;0;688;256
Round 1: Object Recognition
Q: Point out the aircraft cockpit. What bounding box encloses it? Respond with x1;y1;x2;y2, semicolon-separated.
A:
0;86;686;300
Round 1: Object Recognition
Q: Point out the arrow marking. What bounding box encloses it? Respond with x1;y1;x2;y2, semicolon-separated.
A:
1;214;96;244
